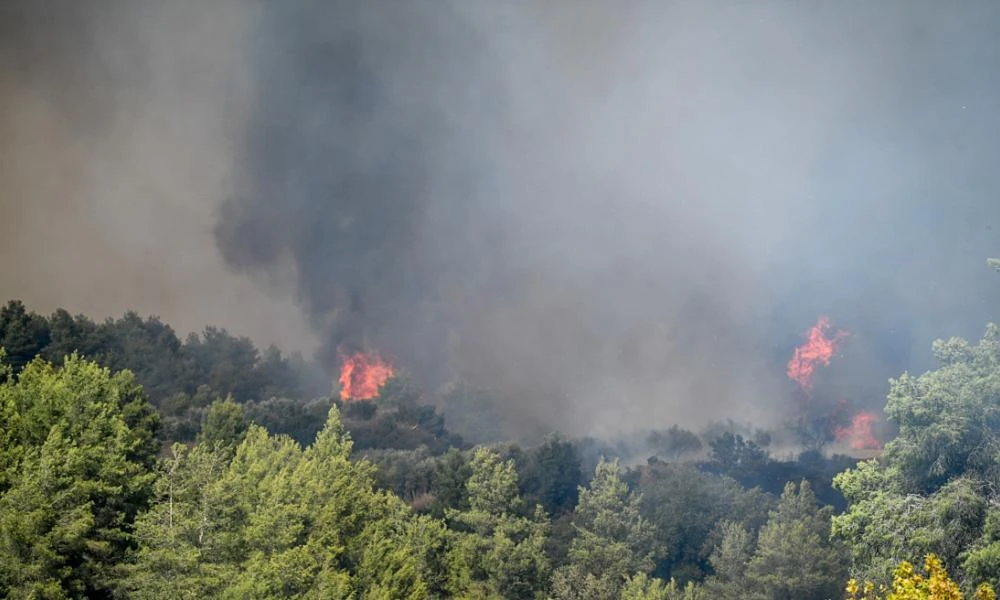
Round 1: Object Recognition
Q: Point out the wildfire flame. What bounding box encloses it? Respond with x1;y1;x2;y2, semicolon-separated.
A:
835;411;882;450
787;316;848;390
338;351;393;401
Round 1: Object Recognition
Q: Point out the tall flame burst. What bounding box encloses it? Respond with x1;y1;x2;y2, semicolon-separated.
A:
787;316;848;391
338;351;394;401
835;411;882;450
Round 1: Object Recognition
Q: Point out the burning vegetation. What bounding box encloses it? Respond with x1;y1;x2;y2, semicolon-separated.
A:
338;351;394;401
787;316;848;391
787;316;882;451
835;411;882;450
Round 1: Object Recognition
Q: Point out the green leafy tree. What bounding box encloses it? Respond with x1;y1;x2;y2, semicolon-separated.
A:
0;355;158;599
125;406;455;598
243;396;334;447
744;481;847;600
834;326;1000;588
42;309;102;366
197;397;249;451
964;509;1000;592
703;521;754;599
883;329;1000;492
432;447;473;513
831;465;991;587
709;432;768;473
184;327;263;402
122;442;234;599
256;344;302;400
552;458;659;600
622;573;707;600
520;434;582;517
97;312;195;404
447;447;550;599
0;300;51;375
637;461;772;583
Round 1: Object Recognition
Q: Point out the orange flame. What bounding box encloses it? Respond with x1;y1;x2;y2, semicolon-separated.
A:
835;411;881;450
338;351;393;401
787;316;847;390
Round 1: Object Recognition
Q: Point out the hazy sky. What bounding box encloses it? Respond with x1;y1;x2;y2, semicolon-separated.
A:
3;1;1000;436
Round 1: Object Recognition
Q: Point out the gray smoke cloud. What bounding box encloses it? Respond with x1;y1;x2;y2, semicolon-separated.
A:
0;1;316;352
4;1;1000;437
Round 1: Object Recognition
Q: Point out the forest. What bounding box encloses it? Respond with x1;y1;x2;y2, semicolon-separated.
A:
6;0;1000;597
2;298;1000;599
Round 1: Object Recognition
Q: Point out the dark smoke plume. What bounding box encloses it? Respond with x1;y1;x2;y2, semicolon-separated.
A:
216;1;1000;436
3;1;1000;437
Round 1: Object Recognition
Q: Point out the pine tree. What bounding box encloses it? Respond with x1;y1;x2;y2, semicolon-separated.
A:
744;480;847;600
552;458;659;600
447;448;551;599
0;355;158;598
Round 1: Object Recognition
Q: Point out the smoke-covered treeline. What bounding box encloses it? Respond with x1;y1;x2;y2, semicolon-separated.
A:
0;305;859;598
4;302;1000;597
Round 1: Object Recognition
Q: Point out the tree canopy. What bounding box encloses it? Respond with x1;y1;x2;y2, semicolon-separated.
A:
5;300;1000;597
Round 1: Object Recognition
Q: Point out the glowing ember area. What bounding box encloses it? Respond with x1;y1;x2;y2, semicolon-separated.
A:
835;411;882;450
787;316;848;390
338;352;394;401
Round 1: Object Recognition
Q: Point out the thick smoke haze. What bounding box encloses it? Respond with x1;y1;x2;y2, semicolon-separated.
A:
4;1;1000;437
0;2;316;353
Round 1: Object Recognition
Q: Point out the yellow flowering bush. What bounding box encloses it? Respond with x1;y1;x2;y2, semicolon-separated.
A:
846;554;995;600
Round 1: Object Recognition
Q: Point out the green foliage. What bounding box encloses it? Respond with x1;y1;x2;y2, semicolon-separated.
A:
18;301;995;597
447;448;551;599
519;434;582;517
835;470;990;586
552;458;659;600
964;510;1000;592
0;300;51;376
185;327;265;402
835;326;1000;589
703;521;753;599
744;480;847;600
364;447;438;506
0;355;159;598
42;309;103;366
636;461;773;583
125;406;458;598
884;326;1000;492
432;447;473;513
243;395;334;446
622;573;707;600
709;432;768;472
833;460;927;583
197;397;249;451
2;301;304;418
344;375;463;454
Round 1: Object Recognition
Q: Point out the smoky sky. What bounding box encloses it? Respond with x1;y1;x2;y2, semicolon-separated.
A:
0;1;317;353
4;1;1000;437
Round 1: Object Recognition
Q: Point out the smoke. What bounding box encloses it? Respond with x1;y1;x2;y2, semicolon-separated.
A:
4;1;1000;437
0;1;315;352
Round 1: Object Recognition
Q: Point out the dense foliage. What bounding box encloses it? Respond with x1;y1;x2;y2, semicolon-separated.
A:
833;325;1000;594
6;299;1000;598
